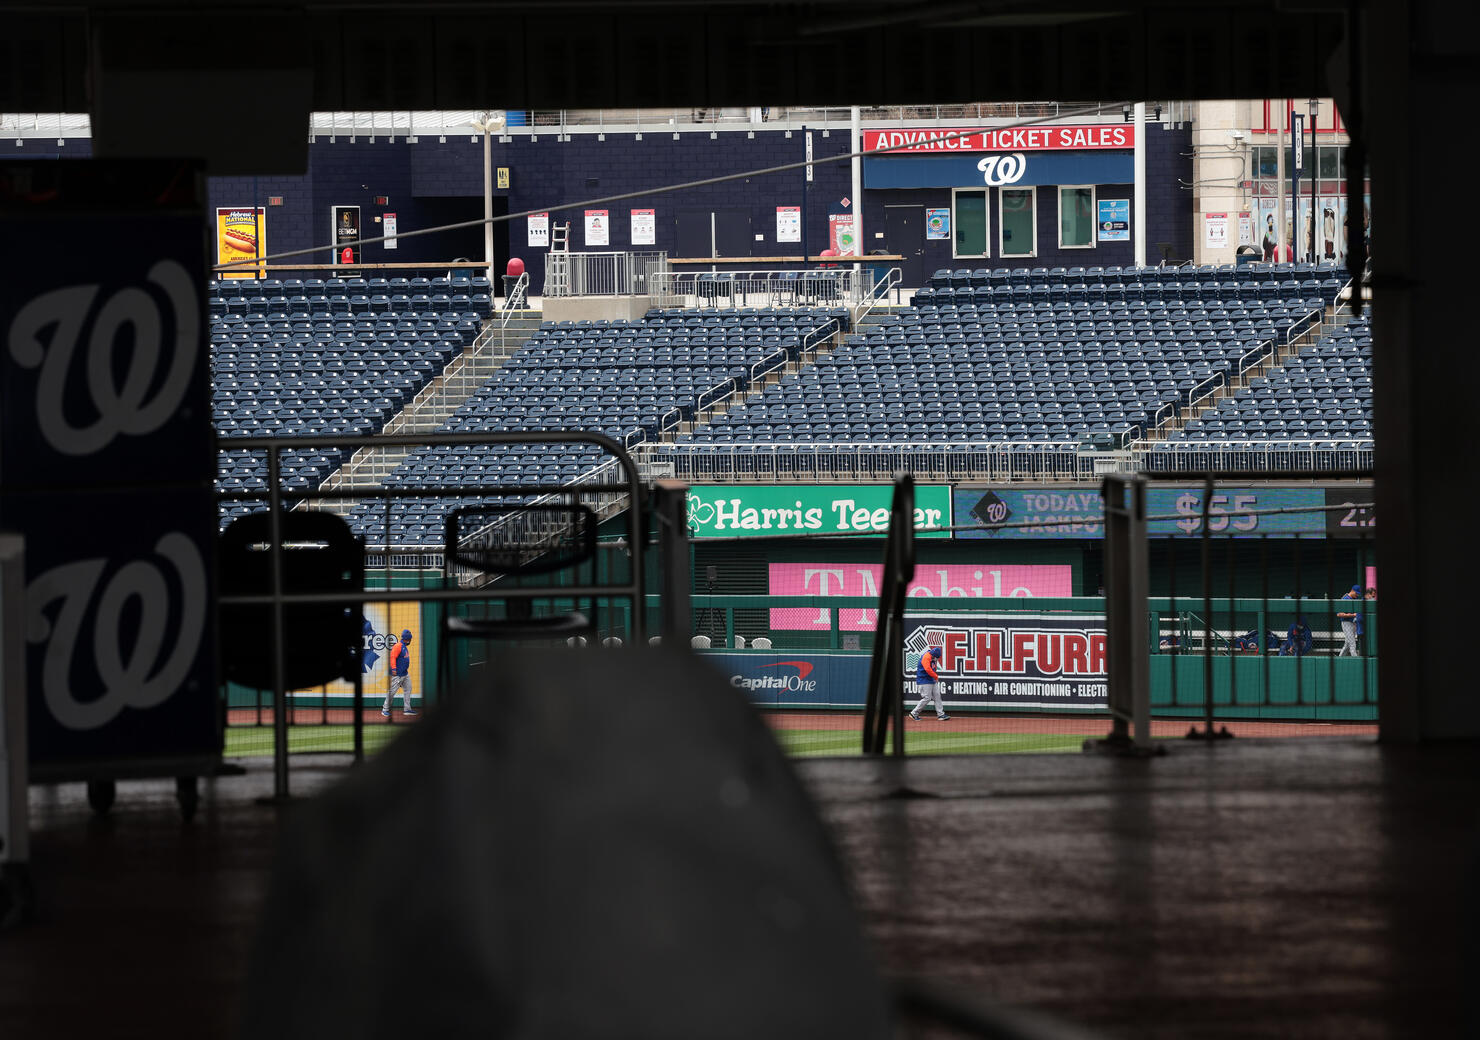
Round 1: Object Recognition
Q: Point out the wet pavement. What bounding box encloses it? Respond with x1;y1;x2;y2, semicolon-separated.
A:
2;738;1476;1038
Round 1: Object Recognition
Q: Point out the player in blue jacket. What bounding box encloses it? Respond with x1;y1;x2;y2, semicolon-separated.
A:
381;629;418;717
909;645;950;722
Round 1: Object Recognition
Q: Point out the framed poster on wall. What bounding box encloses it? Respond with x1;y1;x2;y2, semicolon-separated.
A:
631;208;656;245
1097;199;1129;242
528;212;550;247
776;206;801;243
925;208;950;240
216;207;266;278
332;205;361;264
1204;212;1229;250
585;209;609;246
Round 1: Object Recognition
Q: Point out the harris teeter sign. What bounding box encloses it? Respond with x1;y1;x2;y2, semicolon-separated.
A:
686;485;952;538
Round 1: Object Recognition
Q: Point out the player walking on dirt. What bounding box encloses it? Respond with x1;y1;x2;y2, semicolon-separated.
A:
909;644;950;721
381;629;418;717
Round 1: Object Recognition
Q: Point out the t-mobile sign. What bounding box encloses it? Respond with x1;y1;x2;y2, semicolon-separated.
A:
768;562;1074;631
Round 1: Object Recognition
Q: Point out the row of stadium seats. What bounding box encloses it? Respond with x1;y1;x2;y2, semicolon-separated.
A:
211;296;486;523
1162;317;1373;447
335;309;840;543
207;265;1367;544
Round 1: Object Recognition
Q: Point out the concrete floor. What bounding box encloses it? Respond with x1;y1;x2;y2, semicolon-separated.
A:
3;738;1476;1039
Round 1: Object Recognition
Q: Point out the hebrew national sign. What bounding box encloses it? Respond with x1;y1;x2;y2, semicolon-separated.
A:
685;485;952;539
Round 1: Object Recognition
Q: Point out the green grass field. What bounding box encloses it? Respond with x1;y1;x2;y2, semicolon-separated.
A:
772;729;1091;757
226;725;1093;759
224;725;407;758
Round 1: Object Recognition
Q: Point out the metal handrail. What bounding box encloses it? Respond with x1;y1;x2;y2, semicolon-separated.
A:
796;317;841;360
1185;372;1224;411
747;346;790;382
501;271;530;315
695;378;737;413
1238;339;1275;374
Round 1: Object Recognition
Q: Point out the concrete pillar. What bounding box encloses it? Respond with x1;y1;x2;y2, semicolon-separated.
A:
1369;0;1480;739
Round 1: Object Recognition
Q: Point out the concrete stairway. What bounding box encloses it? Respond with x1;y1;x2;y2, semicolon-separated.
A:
317;310;545;505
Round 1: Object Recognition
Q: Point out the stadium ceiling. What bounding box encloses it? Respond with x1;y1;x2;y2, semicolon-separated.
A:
2;2;1352;173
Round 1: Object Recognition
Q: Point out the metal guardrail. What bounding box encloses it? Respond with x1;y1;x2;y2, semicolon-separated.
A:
544;251;668;297
634;442;1094;483
1135;441;1374;471
632;439;1375;484
649;269;862;309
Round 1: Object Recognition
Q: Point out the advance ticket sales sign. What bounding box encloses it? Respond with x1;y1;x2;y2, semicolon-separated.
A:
904;613;1108;710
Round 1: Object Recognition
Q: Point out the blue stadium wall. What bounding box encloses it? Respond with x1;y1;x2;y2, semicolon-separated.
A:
198;122;1193;294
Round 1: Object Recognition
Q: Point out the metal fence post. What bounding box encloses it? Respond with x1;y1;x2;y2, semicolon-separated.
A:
652;480;692;646
1095;475;1155;754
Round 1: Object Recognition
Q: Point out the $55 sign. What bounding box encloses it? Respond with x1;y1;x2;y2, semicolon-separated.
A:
1173;493;1259;534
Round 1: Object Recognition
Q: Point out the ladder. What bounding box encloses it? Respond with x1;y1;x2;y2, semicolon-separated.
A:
546;221;572;295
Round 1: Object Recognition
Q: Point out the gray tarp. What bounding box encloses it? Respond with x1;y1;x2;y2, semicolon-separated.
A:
240;645;892;1039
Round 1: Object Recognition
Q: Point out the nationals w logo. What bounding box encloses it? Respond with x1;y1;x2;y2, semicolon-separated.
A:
6;259;200;457
25;532;207;731
976;153;1028;186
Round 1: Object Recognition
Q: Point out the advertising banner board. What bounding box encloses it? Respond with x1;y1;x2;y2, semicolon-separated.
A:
767;563;1075;631
686;485;952;539
904;612;1108;709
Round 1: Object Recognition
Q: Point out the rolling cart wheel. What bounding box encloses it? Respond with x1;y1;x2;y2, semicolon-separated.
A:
86;779;116;815
0;863;36;929
175;776;199;822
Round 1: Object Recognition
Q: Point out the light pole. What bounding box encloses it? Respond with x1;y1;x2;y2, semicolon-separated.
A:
470;111;503;296
1308;98;1319;263
1290;105;1303;266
